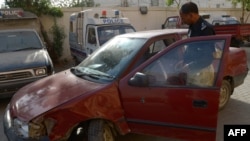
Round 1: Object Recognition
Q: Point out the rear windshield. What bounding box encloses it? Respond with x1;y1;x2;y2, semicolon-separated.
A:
0;31;43;53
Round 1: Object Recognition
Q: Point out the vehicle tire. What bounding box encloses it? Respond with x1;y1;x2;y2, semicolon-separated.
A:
88;120;115;141
67;123;88;141
219;80;232;110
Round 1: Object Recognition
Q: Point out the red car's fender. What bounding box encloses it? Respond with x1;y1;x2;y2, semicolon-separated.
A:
224;47;248;87
43;82;130;140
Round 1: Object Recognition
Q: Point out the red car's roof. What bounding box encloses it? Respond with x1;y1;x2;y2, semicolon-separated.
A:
118;29;188;39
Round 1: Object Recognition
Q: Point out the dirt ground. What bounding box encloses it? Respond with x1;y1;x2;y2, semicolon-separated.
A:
54;58;75;73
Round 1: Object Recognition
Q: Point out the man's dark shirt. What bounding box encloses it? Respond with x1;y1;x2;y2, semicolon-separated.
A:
184;17;216;71
188;17;215;37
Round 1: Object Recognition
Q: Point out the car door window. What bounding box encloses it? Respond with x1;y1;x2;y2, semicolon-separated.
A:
142;39;225;87
148;38;176;56
134;37;176;69
87;27;96;44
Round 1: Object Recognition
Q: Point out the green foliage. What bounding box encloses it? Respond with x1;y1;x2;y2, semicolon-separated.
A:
6;0;65;61
6;0;50;16
70;0;95;7
49;7;63;17
165;0;182;8
229;0;250;23
166;0;174;6
49;22;66;58
5;0;63;17
231;0;249;6
35;0;51;16
231;0;250;10
52;0;95;7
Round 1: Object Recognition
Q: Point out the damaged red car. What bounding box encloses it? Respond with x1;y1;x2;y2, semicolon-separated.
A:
3;29;246;141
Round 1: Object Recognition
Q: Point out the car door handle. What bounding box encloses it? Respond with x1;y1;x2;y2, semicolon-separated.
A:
193;100;207;108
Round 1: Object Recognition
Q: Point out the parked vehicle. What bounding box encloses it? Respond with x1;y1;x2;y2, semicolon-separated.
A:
0;29;54;98
69;8;136;64
213;23;250;47
211;15;240;25
0;8;40;31
4;29;248;141
211;15;250;47
0;8;54;98
162;15;250;47
161;13;210;29
161;15;188;29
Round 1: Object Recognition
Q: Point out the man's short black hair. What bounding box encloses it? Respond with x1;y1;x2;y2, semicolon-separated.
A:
180;2;199;14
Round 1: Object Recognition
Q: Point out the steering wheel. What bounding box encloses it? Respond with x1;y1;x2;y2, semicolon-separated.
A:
174;60;194;73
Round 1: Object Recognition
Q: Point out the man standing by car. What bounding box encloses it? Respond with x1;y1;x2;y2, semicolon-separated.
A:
179;1;215;37
179;2;216;86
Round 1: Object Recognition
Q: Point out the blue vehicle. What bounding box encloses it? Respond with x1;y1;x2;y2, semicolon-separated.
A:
0;29;54;98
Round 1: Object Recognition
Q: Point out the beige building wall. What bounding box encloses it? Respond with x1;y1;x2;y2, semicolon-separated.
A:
39;7;244;61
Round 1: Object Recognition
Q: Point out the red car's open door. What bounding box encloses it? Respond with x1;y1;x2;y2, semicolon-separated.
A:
119;35;231;141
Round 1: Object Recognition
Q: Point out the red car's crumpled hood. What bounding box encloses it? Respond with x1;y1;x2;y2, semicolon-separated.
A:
10;69;106;121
